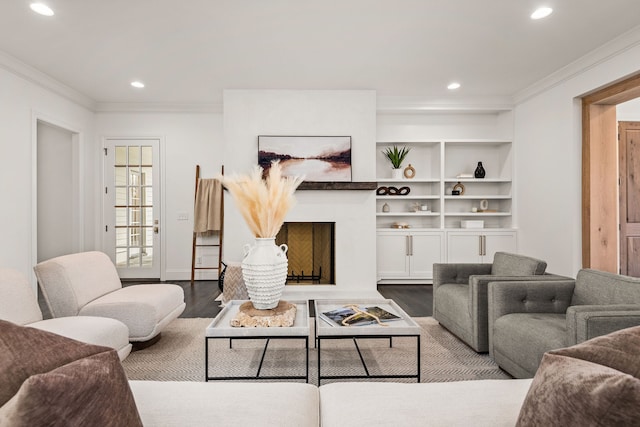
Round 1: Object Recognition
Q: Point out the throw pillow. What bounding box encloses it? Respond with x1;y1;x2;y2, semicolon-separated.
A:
0;320;142;426
516;326;640;426
491;252;547;276
0;319;111;406
0;350;142;427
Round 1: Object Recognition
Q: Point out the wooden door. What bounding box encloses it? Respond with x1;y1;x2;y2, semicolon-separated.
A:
619;121;640;277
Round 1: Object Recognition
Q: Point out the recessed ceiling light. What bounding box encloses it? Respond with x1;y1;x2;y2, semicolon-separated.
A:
30;3;54;16
531;7;553;20
130;81;145;89
447;82;461;90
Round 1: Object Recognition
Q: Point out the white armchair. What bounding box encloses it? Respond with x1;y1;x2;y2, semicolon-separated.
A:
0;268;131;360
34;251;185;343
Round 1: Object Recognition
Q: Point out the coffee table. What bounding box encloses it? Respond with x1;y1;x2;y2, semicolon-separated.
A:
314;298;421;383
205;299;310;382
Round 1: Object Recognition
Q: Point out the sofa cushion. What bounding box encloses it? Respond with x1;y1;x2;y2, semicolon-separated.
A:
491;252;547;276
0;319;142;426
320;379;533;427
0;351;143;427
129;381;319;427
516;325;640;426
492;313;566;378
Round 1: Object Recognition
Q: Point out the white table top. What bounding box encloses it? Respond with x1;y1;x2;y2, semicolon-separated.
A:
205;300;310;338
314;299;420;337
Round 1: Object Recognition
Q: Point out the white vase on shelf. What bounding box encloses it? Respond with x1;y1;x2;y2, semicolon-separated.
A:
241;237;289;310
391;168;404;180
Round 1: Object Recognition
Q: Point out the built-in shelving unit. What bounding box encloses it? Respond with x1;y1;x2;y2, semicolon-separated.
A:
375;139;517;284
375;140;513;230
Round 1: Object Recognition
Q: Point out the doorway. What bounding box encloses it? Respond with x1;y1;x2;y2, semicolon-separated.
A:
103;138;161;279
582;72;640;274
36;120;82;263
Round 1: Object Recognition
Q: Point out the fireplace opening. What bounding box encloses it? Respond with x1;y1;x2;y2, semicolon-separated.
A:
275;222;335;285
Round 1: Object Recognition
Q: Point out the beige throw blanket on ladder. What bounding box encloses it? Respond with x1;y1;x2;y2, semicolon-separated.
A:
193;178;222;232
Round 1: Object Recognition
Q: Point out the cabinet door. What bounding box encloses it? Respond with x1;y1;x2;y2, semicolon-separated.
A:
483;231;517;261
376;232;410;278
446;232;483;263
409;232;444;278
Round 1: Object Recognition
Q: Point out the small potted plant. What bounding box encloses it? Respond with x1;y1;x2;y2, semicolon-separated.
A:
382;145;411;179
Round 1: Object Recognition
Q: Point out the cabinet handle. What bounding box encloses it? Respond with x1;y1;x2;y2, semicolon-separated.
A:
481;235;487;256
478;235;483;256
409;235;413;256
406;235;410;256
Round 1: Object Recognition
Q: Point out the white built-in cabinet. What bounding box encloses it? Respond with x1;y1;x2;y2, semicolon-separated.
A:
446;230;517;264
376;230;445;281
376;140;517;283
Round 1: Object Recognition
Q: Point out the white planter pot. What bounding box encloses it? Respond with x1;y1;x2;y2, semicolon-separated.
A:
391;168;404;180
241;237;289;309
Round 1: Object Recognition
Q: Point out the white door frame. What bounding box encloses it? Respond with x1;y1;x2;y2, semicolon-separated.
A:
101;136;166;281
31;111;84;290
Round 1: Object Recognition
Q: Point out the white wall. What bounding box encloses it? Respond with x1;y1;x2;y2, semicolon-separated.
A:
223;90;377;292
0;67;95;285
514;42;640;277
618;97;640;121
95;113;224;280
377;111;514;142
37;121;74;262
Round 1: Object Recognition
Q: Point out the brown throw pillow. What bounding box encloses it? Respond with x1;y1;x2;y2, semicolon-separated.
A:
0;319;112;406
0;320;142;426
0;351;142;427
516;326;640;426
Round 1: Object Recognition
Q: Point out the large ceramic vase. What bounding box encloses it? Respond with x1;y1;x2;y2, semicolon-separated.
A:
241;237;289;310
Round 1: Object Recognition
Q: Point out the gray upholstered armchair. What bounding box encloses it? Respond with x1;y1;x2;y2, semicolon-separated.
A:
488;268;640;378
433;252;559;353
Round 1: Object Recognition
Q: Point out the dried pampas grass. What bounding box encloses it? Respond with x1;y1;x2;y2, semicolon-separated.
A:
220;162;304;238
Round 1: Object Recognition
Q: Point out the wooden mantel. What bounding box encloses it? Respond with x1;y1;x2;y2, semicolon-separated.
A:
297;181;378;190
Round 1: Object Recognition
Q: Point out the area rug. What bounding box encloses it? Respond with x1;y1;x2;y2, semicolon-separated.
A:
122;317;511;385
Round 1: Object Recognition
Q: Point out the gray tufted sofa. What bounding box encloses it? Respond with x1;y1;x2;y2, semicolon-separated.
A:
488;268;640;378
432;252;565;352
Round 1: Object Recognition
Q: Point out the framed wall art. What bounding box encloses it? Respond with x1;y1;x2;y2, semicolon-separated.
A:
258;135;352;182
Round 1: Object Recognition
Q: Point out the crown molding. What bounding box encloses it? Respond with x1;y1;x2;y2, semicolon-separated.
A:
514;24;640;104
94;102;223;114
376;96;514;114
0;50;96;111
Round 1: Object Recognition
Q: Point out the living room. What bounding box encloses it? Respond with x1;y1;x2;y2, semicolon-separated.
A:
2;1;640;425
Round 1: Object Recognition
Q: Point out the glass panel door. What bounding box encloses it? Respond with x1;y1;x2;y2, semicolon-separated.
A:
104;139;160;279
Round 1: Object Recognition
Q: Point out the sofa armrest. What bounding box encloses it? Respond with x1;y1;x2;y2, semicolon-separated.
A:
433;263;492;291
566;304;640;344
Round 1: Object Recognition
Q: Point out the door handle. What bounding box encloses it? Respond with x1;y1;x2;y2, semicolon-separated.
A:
154;226;159;234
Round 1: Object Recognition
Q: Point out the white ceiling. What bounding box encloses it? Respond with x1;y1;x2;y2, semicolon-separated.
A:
1;0;640;108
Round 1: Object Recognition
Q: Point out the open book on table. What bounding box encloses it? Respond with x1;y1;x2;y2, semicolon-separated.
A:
319;305;401;327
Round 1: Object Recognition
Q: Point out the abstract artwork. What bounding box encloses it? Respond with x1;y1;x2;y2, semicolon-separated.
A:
258;135;352;182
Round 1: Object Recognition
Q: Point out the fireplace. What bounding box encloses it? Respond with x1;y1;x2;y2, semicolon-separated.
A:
276;222;335;285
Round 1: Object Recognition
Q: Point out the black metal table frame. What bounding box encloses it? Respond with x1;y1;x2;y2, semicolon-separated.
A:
205;335;309;383
316;333;421;384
